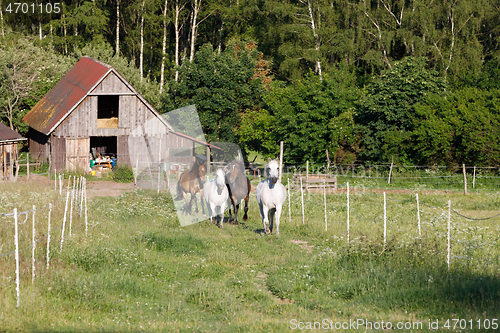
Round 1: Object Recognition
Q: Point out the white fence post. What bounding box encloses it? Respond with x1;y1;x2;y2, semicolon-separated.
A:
383;192;387;246
416;193;421;239
84;180;88;237
300;178;305;225
61;191;70;251
447;200;451;270
47;203;52;270
324;179;327;231
288;178;291;223
14;208;20;308
32;205;36;284
347;182;350;244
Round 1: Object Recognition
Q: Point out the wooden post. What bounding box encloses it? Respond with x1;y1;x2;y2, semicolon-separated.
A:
1;149;3;181
463;164;467;195
9;148;14;181
32;205;36;284
278;141;283;183
46;203;52;270
14;148;19;181
14;208;20;308
306;160;309;193
27;152;30;180
206;146;211;174
388;156;394;184
326;150;330;175
473;166;476;189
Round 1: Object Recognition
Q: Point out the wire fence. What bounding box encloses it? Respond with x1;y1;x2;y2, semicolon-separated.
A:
0;176;89;307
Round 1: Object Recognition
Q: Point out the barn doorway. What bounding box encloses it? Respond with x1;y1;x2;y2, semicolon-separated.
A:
90;136;117;159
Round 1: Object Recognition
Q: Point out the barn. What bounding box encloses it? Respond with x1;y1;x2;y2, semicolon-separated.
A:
0;123;26;181
22;56;209;173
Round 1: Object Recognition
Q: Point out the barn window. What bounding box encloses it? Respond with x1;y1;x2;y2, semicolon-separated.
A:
97;96;119;128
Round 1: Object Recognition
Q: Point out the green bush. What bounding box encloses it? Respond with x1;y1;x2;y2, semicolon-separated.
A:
112;165;134;183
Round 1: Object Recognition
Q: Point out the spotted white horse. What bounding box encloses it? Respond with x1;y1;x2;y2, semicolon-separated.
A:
204;168;229;228
255;158;287;235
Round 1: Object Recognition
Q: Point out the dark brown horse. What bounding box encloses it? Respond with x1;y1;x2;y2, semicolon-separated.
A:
175;160;206;214
225;159;251;224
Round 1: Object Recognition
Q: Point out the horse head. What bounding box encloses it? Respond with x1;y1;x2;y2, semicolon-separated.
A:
228;159;244;184
266;157;280;184
215;168;226;191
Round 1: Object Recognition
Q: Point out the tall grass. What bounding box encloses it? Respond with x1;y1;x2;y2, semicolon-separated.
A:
1;180;499;332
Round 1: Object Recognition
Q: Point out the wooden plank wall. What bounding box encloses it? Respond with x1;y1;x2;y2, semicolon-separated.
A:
65;138;90;171
27;128;49;162
92;72;133;94
50;136;66;172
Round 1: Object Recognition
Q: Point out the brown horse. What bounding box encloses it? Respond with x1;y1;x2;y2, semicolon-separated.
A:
175;160;206;214
225;159;251;224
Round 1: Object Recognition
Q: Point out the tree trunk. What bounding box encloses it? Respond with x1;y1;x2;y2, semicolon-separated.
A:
0;0;4;37
140;0;145;81
160;0;168;93
116;0;120;56
174;0;182;81
305;0;322;80
189;0;201;62
63;14;68;54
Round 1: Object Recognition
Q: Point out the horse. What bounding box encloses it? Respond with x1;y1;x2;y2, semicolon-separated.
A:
255;158;286;235
203;168;229;228
225;159;251;224
175;160;206;215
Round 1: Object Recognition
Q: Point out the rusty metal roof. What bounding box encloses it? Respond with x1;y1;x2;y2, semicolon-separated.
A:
0;122;25;142
23;56;111;135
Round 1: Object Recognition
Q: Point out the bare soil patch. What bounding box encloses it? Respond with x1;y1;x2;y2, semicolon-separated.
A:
290;239;314;253
85;181;136;198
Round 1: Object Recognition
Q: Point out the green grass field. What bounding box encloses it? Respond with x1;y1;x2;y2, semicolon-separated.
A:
1;179;500;332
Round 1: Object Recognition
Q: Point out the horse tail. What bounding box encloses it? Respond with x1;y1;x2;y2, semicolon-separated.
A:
175;181;183;200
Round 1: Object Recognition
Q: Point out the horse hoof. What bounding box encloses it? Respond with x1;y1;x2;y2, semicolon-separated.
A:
265;228;270;235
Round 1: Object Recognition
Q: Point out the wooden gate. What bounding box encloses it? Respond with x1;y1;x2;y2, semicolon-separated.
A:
65;138;90;172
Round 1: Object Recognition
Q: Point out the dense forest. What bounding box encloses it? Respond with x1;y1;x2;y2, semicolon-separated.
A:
1;0;500;166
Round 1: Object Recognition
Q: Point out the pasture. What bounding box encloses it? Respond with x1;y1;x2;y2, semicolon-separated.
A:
1;177;500;332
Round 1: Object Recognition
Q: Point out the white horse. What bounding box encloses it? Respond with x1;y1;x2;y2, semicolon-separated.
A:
255;158;287;235
204;168;229;228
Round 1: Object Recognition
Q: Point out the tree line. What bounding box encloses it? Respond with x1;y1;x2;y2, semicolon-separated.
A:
1;0;500;167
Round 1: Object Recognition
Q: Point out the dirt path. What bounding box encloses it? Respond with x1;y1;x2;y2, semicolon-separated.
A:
17;175;137;198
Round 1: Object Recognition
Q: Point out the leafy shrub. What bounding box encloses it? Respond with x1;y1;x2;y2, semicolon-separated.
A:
112;165;134;182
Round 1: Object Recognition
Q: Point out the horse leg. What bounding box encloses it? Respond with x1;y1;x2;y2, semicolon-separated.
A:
192;191;199;213
182;191;190;214
200;188;205;215
269;208;276;234
220;201;226;228
227;197;234;222
243;196;249;221
261;204;270;234
275;204;282;236
234;200;240;225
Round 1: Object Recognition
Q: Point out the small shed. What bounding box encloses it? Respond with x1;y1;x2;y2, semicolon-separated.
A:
22;56;206;172
0;123;27;181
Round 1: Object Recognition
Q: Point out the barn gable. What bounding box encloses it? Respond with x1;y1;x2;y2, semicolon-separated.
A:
22;57;203;172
